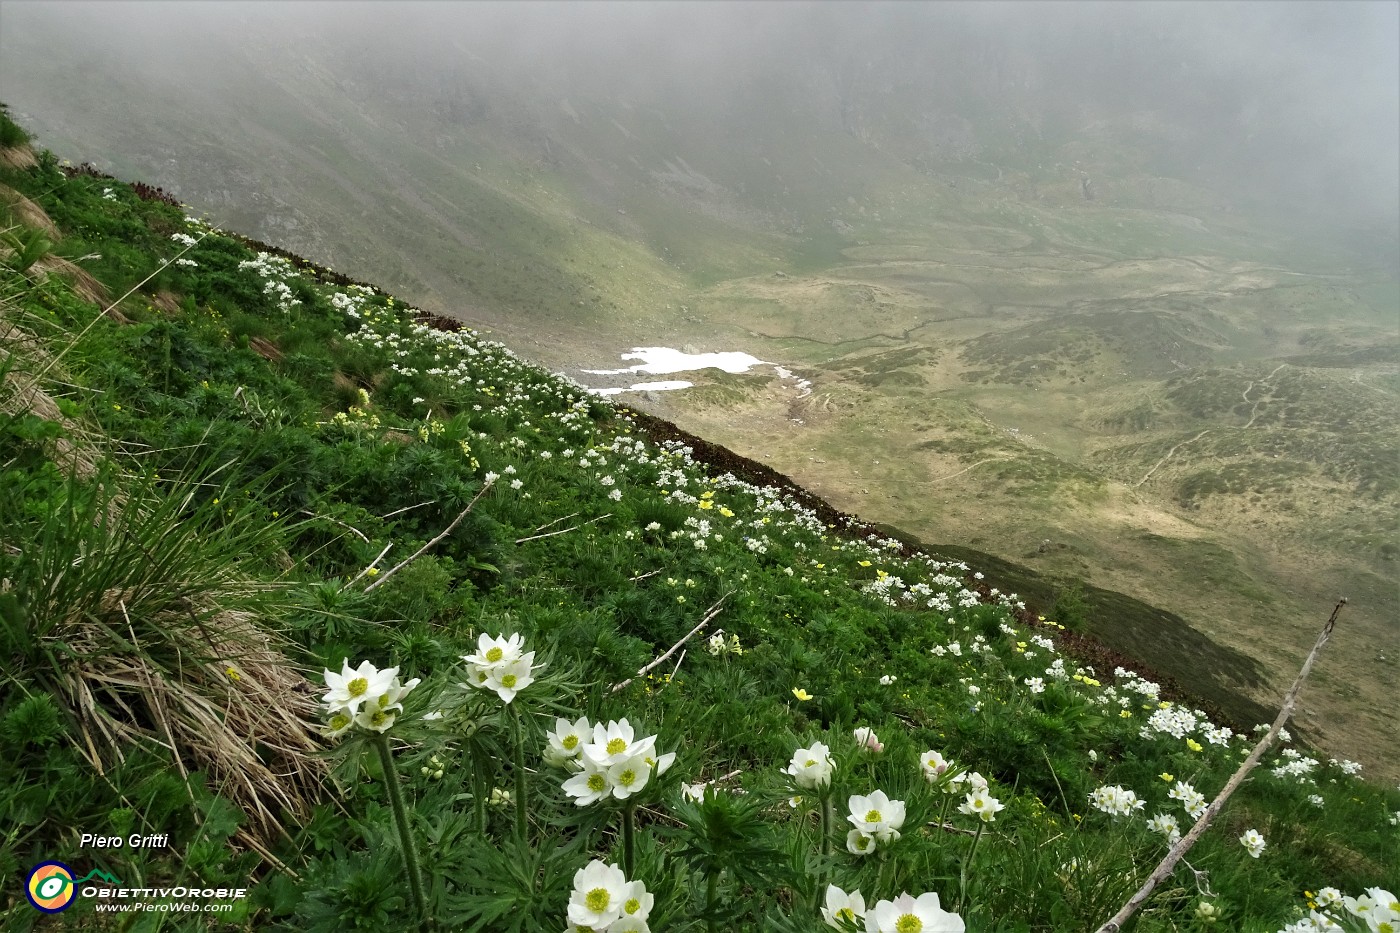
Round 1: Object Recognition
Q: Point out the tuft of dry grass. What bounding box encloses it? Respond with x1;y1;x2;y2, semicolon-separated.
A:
0;144;38;170
33;254;112;307
0;182;60;238
0;306;102;480
61;599;326;846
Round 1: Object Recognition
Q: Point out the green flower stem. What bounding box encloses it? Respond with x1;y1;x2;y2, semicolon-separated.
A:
472;763;487;834
706;869;719;933
813;790;834;910
938;788;955;831
374;734;428;926
622;801;638;879
508;705;529;843
957;820;987;915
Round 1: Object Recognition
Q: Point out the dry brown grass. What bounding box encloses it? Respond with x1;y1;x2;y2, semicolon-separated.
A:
0;307;102;480
151;289;183;313
33;254;112;307
0;144;38;170
61;598;326;847
0;182;60;238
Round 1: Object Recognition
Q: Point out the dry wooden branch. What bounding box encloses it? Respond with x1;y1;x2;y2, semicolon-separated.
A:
299;509;370;543
514;512;611;544
528;511;580;534
609;593;730;694
1094;598;1347;933
364;479;495;593
347;543;392;587
380;500;434;520
629;569;663;583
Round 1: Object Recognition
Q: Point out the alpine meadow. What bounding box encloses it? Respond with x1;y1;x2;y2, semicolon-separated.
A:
0;2;1397;931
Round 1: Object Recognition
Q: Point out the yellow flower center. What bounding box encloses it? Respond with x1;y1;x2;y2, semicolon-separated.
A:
896;914;923;933
502;674;518;688
368;710;389;728
805;758;817;767
624;898;641;915
347;677;368;697
585;888;610;913
607;738;627;755
562;734;579;750
329;713;350;731
378;693;391;709
618;768;637;787
587;773;607;792
836;908;856;922
865;808;883;823
486;647;504;663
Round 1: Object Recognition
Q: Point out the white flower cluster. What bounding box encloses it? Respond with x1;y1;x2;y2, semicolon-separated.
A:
460;632;540;703
320;659;419;737
237;252;303;313
1088;784;1145;819
566;859;653;932
1272;750;1321;783
1167;780;1209;820
1276;885;1400;932
822;885;965;933
786;741;835;790
550;718;675;805
846;789;906;855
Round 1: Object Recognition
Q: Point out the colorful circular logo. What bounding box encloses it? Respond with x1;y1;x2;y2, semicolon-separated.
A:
26;861;77;913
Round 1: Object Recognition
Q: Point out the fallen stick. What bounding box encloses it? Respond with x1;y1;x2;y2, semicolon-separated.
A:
364;478;495;593
609;593;730;694
1094;598;1347;933
514;513;611;544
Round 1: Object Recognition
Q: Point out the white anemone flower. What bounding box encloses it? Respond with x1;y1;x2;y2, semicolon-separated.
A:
355;702;402;733
847;789;906;842
958;790;1005;823
562;758;615;806
544;716;592;768
853;726;884;753
864;891;965;933
322;659;397;715
607;753;654;800
323;708;356;739
1239;828;1266;858
605;918;651;933
822;885;867;929
786;741;835;790
618;879;654;922
462;632;525;670
646;751;676;776
846;829;876;856
482;653;539;703
584;719;657;769
920;750;952;782
567;860;628;929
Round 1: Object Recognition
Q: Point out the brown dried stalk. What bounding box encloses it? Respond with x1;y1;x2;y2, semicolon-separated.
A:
1094;598;1347;933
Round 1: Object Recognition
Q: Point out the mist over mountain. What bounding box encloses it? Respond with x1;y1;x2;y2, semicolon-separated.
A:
3;1;1397;256
2;1;1397;773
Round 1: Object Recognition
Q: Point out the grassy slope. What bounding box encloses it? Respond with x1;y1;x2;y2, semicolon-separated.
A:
4;132;1399;930
3;29;1395;781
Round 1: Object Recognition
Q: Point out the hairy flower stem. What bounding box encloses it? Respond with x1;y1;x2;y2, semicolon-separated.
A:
938;791;954;831
813;792;834;910
623;801;638;879
374;734;428;926
472;765;487;834
956;821;987;915
509;706;528;843
706;870;719;933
